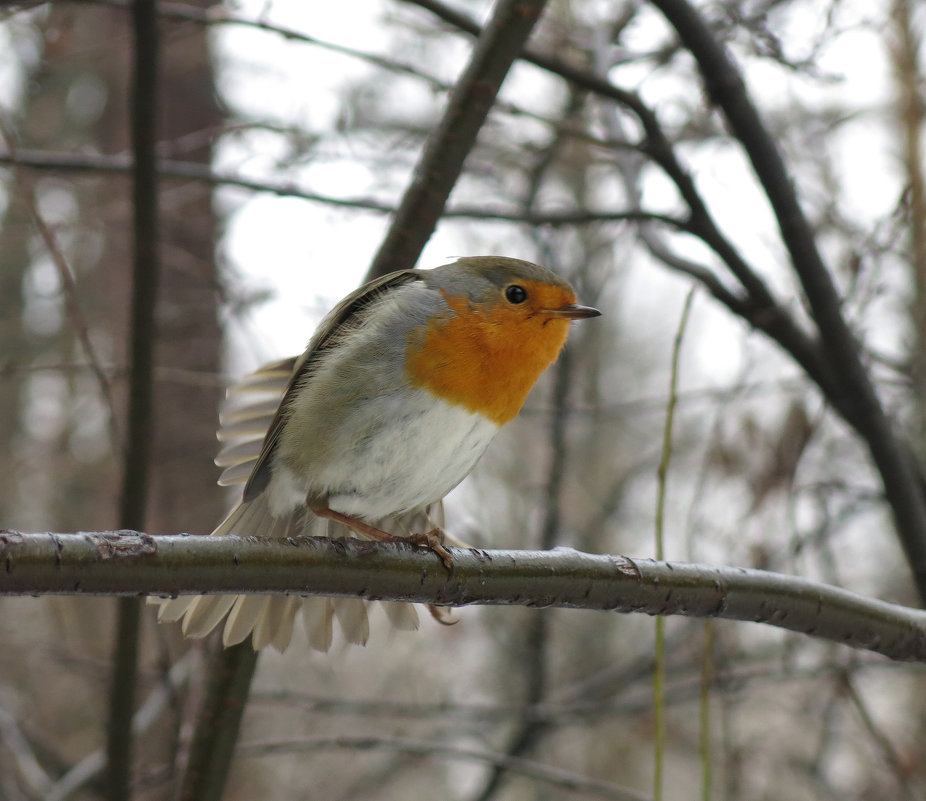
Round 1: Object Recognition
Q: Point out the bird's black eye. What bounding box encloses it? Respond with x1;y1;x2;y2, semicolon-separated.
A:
505;284;528;304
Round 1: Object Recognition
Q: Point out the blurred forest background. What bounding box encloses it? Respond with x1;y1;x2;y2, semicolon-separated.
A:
1;0;925;799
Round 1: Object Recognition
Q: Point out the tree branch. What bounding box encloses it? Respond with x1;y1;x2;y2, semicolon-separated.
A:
178;642;258;801
238;735;651;801
367;0;550;277
0;148;678;228
1;531;925;663
0;125;122;451
107;1;160;798
649;0;926;602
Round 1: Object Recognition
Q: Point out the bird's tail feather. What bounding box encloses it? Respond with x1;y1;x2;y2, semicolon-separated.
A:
150;491;427;652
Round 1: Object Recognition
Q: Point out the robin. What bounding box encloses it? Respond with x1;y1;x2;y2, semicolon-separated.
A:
153;256;600;651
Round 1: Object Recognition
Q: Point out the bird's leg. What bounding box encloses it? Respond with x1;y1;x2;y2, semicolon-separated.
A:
312;506;395;541
312;508;454;569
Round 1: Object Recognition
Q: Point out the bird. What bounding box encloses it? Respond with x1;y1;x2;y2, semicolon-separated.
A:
152;256;600;652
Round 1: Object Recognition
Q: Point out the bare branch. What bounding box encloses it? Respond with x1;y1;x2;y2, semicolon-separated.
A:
238;735;651;801
367;0;550;277
0;124;122;450
649;0;926;603
840;673;921;801
178;642;258;801
0;705;52;799
0;148;676;228
45;651;197;801
1;532;925;663
107;1;160;796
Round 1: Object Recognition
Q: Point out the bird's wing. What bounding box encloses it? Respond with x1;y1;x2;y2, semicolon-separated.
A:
241;269;423;502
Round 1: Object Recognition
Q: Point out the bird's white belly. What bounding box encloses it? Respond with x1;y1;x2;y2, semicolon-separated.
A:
269;389;499;521
324;392;499;519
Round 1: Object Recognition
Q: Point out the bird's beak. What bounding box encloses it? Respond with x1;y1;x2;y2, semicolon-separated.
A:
546;303;601;319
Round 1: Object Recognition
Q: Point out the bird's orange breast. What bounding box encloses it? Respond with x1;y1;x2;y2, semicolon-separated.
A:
404;282;575;425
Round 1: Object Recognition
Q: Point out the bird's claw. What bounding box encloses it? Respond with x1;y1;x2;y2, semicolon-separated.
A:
408;527;454;570
427;604;459;626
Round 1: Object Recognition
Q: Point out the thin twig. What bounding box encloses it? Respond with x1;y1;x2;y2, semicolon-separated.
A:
653;287;695;800
237;734;652;801
75;0;612;149
840;673;920;801
699;620;714;801
46;651;197;801
250;652;896;725
0;705;52;799
0;122;122;451
0;146;687;228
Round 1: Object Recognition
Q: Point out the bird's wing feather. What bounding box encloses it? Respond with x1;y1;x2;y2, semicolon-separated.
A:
212;356;298;485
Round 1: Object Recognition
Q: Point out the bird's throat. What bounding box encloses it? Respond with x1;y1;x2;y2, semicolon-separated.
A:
403;292;570;425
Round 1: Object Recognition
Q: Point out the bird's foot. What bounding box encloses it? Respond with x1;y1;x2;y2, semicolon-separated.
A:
406;527;454;570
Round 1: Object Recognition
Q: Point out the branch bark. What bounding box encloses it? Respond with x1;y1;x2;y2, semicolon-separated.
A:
2;531;925;663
